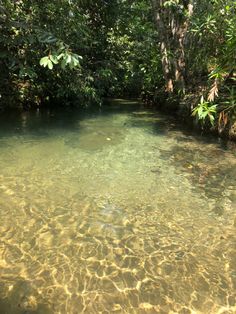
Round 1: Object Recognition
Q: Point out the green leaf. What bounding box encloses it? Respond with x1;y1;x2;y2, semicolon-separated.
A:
57;53;64;60
198;106;203;117
69;61;75;70
61;59;66;70
209;114;215;126
66;54;72;64
72;56;79;66
50;55;58;64
201;111;208;118
40;56;49;67
47;60;53;70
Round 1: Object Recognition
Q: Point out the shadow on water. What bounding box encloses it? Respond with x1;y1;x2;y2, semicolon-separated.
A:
0;279;52;314
0;100;141;138
0;99;178;142
128;111;171;136
168;117;236;151
0;99;236;151
157;141;236;216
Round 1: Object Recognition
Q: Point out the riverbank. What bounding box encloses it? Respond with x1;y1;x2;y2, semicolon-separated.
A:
141;90;236;142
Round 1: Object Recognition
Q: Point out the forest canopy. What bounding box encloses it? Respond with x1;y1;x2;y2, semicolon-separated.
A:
0;0;235;133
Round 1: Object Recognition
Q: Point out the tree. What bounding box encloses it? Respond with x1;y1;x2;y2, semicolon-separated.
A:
151;0;193;93
0;0;235;136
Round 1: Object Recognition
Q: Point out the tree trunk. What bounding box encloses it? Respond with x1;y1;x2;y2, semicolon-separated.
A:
151;0;193;94
151;0;174;93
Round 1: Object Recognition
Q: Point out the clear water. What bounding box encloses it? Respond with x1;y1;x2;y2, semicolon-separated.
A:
0;100;235;314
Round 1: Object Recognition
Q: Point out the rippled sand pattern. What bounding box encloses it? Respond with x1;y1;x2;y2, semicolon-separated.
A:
0;102;235;314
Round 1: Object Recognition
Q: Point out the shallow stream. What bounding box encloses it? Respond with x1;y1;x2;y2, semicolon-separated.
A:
0;100;235;313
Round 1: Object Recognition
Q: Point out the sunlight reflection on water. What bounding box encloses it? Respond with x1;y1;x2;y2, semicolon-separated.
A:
0;101;235;313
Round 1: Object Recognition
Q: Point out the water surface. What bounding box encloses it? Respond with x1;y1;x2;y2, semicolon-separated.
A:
0;100;235;313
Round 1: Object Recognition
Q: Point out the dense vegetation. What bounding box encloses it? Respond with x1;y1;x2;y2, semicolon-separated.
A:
0;0;235;136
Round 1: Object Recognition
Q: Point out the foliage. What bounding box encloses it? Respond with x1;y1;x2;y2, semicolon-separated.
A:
0;0;235;135
0;0;159;107
192;96;217;126
187;0;236;128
